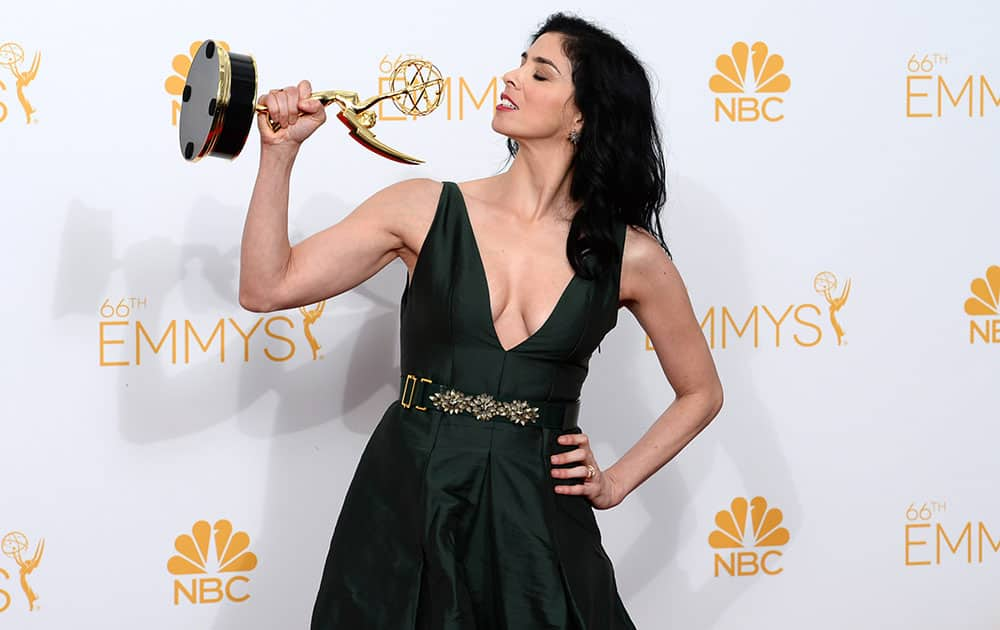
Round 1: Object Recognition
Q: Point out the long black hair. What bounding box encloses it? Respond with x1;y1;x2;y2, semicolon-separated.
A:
508;13;669;280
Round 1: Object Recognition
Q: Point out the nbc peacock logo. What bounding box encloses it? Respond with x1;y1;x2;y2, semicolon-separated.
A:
167;519;257;605
710;41;790;122
708;496;790;577
165;41;230;126
964;265;1000;344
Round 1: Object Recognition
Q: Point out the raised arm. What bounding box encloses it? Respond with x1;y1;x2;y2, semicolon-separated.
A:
238;79;441;312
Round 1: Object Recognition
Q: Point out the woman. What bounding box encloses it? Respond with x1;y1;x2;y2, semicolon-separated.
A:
241;12;723;630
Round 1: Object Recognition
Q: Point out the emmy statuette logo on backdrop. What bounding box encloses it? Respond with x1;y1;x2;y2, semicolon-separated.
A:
168;519;258;605
0;531;44;613
300;301;325;361
0;42;40;125
708;497;789;577
814;271;851;346
710;41;790;123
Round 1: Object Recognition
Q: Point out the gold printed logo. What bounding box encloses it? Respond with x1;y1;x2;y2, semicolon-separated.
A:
167;520;256;605
905;53;999;118
814;271;851;346
656;271;852;351
709;497;789;549
168;519;257;575
964;265;1000;316
1;531;44;612
709;497;789;577
965;265;1000;344
710;42;790;94
0;42;41;124
165;41;230;126
710;41;789;122
904;500;1000;567
98;297;328;366
300;301;326;360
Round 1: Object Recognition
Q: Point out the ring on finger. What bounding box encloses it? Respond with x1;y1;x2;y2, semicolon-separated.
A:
585;464;596;480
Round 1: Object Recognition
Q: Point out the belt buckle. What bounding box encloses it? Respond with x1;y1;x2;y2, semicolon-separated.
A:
401;374;432;410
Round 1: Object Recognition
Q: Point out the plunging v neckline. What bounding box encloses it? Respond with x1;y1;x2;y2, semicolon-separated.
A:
452;182;580;353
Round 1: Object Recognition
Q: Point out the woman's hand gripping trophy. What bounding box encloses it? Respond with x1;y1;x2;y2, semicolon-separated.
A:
256;80;327;150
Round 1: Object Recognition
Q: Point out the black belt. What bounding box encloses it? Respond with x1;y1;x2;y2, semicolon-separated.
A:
398;373;580;430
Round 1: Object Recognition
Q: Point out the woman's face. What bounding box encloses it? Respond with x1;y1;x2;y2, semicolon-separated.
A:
492;32;582;146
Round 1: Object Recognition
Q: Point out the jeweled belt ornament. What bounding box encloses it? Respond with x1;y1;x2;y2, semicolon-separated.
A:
398;373;581;431
428;389;540;426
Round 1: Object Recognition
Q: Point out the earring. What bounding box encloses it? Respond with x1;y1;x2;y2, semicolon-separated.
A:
568;129;580;145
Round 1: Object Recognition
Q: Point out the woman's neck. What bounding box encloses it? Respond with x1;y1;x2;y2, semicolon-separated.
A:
493;142;577;223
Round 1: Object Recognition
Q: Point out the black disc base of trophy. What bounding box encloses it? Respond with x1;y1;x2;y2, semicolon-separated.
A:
179;40;257;161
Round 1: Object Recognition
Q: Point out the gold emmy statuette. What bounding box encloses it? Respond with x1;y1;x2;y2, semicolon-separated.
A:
178;40;443;164
814;271;850;346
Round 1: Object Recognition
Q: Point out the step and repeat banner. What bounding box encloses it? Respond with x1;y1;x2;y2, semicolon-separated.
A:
2;0;998;628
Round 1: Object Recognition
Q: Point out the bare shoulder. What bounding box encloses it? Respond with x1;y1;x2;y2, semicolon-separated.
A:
619;224;681;309
366;177;443;222
357;177;443;266
451;174;502;202
354;177;442;250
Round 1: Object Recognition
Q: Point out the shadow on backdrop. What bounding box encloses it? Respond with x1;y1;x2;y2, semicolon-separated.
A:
583;175;802;629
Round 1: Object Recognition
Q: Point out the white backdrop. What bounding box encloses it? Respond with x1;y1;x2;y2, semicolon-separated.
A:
2;0;999;628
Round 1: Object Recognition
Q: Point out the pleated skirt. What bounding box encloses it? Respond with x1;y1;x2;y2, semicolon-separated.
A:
310;401;637;630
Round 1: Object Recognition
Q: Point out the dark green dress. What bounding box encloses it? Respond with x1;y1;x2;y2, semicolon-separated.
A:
311;181;636;629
